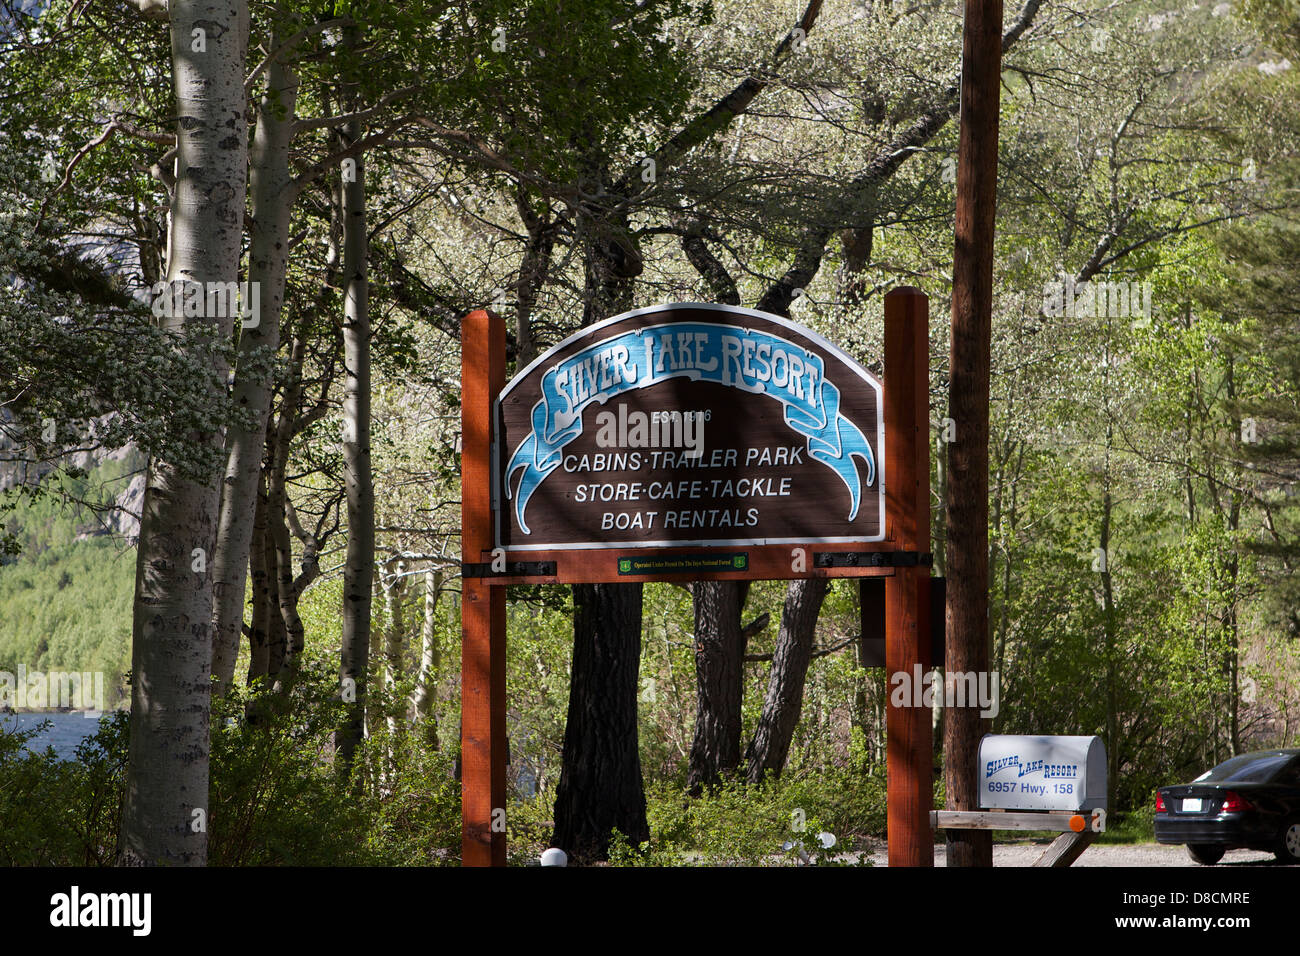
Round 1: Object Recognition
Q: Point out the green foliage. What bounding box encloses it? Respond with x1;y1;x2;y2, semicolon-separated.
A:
1100;804;1157;845
5;0;1300;867
206;666;371;866
0;659;464;866
1;1;237;482
451;0;714;186
1240;0;1300;57
0;712;126;865
607;770;883;867
207;656;463;866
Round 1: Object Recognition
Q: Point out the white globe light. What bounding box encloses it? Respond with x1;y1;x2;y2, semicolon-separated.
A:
540;847;568;867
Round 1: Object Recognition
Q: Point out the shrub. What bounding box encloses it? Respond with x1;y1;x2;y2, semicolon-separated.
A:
608;768;885;867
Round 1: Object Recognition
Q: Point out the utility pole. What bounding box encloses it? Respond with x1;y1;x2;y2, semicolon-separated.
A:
946;0;1003;868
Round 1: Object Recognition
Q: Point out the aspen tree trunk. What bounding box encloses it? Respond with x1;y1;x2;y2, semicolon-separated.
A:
366;575;385;746
1100;476;1118;813
266;334;310;685
212;26;299;693
383;564;408;741
1225;357;1242;755
410;567;443;748
335;68;374;777
119;0;248;866
1099;326;1119;810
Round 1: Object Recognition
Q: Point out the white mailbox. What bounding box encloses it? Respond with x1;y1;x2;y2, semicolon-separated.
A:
979;735;1107;812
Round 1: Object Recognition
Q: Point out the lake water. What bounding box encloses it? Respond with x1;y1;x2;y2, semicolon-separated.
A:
0;711;107;760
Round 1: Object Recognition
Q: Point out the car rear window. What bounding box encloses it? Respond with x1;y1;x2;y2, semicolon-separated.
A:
1195;753;1295;783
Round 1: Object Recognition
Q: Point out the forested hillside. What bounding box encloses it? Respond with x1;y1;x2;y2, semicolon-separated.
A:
0;453;140;704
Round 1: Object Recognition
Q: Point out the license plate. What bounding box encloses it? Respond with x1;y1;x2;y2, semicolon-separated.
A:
1182;798;1203;812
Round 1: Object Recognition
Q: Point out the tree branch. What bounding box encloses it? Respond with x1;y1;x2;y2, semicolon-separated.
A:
754;0;1046;311
290;121;408;194
756;226;832;317
679;217;740;305
397;119;581;204
612;0;825;198
745;633;851;663
245;18;351;95
294;84;418;133
1002;0;1043;52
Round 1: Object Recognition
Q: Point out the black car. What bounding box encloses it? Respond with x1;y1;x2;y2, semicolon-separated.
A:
1155;749;1300;865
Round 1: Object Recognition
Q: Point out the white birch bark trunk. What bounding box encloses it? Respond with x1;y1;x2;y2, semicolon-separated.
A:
383;563;408;740
211;30;299;693
120;0;248;867
335;81;373;774
409;566;443;748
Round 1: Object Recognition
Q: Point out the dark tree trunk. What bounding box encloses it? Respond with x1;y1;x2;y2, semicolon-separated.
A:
552;582;650;862
513;186;556;369
550;202;649;862
687;580;748;792
267;336;313;688
745;576;829;782
265;417;294;681
945;0;1003;868
263;548;288;678
247;471;273;685
738;241;836;788
1100;477;1118;813
262;473;289;681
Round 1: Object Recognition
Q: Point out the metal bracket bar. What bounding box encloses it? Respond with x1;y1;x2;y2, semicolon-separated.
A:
814;551;932;569
461;561;557;579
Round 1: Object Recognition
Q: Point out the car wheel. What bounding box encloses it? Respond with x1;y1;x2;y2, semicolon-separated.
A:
1274;820;1300;864
1186;844;1225;865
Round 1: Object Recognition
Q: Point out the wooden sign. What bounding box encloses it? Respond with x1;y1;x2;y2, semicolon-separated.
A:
461;289;934;868
496;305;885;550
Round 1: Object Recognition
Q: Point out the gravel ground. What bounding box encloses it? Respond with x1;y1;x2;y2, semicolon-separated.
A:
864;842;1283;867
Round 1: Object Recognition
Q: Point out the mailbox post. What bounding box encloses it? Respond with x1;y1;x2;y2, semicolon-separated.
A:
979;735;1108;813
932;734;1109;866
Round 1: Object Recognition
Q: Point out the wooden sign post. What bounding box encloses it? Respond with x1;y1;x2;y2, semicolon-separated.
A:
460;291;932;866
460;308;507;866
883;287;933;868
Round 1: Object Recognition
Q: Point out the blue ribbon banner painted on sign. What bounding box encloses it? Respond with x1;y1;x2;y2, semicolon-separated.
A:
505;322;876;534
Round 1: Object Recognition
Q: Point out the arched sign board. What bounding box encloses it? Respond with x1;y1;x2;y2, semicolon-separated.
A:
496;304;885;556
460;291;934;867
